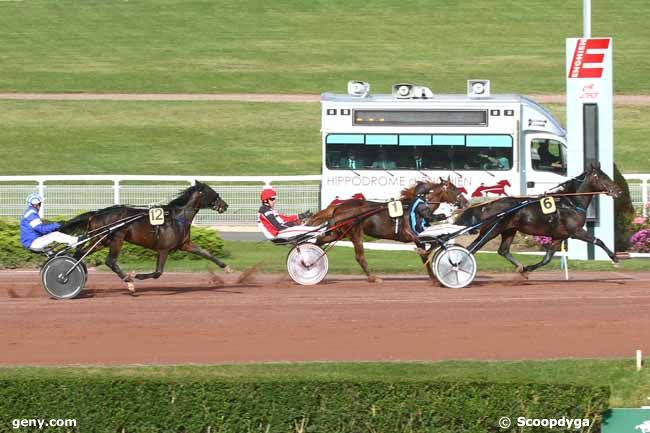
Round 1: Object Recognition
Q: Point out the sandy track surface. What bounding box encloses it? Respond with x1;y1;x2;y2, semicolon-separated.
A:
1;270;649;366
0;93;649;105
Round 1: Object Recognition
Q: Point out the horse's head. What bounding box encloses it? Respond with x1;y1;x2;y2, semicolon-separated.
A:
585;162;622;198
195;181;229;213
431;178;469;209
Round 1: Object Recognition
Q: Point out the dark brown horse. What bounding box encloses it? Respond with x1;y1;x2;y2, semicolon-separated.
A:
308;179;469;282
61;181;230;292
456;163;622;275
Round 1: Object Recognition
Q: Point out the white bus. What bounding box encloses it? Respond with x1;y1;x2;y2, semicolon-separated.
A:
320;80;569;205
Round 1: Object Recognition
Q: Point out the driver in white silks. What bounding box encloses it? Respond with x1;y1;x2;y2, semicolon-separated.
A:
409;183;467;244
418;202;468;238
257;187;322;241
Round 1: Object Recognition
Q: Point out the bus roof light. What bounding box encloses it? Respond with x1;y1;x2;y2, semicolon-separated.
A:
468;79;491;98
392;83;434;99
347;81;370;97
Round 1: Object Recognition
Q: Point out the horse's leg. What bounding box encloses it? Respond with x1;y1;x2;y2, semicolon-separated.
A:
350;227;381;283
181;243;233;273
104;236;135;293
522;243;559;273
496;229;526;273
134;250;169;280
416;241;437;281
467;221;505;252
571;228;619;265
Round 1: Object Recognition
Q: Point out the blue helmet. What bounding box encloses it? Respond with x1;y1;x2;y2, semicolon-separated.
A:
26;193;43;206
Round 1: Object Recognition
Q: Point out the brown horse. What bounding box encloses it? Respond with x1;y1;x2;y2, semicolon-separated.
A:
456;162;622;275
61;181;230;292
308;179;469;282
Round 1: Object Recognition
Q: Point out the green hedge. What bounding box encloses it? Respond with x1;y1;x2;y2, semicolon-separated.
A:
613;163;636;252
0;378;608;433
0;218;227;269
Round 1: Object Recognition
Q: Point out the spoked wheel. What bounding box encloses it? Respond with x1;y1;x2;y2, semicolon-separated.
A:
433;246;477;289
41;255;86;299
286;244;329;285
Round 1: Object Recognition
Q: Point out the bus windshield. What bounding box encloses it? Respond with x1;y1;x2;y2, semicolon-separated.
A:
531;138;567;176
326;133;513;171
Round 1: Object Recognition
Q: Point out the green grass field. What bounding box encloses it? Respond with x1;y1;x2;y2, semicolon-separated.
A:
92;239;649;274
1;100;650;174
1;359;648;407
0;0;648;94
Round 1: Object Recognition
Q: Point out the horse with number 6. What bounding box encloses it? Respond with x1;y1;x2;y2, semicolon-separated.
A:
60;181;231;293
307;178;469;282
455;162;622;276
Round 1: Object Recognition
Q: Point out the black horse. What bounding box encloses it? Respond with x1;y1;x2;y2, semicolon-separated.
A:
456;163;622;275
62;181;231;292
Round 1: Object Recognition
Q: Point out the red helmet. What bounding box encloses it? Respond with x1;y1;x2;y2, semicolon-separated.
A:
260;187;277;202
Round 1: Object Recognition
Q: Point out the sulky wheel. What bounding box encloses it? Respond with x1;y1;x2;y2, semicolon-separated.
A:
41;255;86;299
433;245;477;289
286;243;329;285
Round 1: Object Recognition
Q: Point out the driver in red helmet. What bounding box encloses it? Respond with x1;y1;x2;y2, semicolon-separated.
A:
258;187;316;240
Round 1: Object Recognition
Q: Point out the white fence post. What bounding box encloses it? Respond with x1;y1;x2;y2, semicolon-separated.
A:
643;178;648;218
113;179;120;205
37;179;45;217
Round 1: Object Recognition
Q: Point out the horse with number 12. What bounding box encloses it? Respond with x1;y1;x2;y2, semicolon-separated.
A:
61;181;231;293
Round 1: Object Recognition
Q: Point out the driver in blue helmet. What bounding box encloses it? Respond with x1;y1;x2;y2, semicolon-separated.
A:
20;193;79;252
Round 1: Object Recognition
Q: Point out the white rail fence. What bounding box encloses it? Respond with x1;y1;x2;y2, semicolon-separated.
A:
624;174;650;217
0;175;321;226
1;174;649;226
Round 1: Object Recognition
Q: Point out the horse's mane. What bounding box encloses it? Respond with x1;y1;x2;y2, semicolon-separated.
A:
547;172;587;193
167;184;199;207
399;181;434;202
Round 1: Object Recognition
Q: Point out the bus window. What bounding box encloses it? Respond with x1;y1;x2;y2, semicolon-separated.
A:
326;133;513;171
466;135;513;171
531;138;567;176
329;144;366;169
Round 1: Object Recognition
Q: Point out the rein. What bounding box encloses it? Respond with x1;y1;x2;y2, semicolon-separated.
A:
461;190;610;212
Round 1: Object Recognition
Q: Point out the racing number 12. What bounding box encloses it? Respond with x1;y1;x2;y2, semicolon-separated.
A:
148;208;165;225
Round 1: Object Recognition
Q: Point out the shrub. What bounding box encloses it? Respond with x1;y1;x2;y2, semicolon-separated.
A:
629;226;650;253
0;376;610;433
613;163;635;251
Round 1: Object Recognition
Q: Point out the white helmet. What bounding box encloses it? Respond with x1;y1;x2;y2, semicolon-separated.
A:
26;193;43;206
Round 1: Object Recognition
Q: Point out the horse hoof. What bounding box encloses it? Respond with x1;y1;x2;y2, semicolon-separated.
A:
368;276;383;283
224;265;234;274
518;272;529;280
414;248;428;257
516;265;525;273
126;281;136;294
612;261;620;268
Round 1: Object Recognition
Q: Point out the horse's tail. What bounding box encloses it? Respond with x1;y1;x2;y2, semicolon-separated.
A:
59;210;96;235
455;205;483;228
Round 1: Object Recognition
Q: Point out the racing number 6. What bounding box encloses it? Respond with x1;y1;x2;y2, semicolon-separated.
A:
540;197;556;214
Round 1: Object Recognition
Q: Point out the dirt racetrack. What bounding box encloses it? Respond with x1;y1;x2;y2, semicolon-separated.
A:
1;269;649;366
